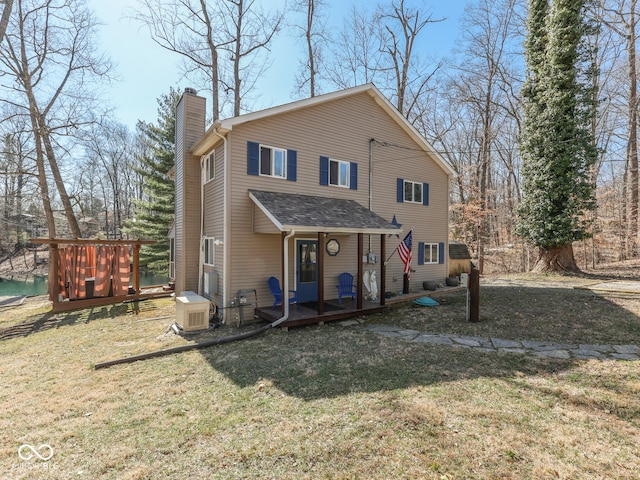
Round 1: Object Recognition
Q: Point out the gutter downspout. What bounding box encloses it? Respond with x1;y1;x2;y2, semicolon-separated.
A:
271;229;296;327
198;155;205;295
213;128;230;319
368;138;374;253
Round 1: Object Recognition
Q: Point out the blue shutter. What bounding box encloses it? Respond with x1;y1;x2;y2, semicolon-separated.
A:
418;242;425;265
350;162;358;190
397;178;404;203
320;156;329;185
438;242;445;264
423;183;429;206
247;141;259;176
287;149;297;181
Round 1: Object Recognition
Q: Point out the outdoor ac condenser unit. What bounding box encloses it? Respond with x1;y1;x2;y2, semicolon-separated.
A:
176;291;210;332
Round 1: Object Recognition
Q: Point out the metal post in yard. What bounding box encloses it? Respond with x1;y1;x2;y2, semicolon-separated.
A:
467;268;480;322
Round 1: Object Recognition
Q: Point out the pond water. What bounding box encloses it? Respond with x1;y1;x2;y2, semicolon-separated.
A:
0;273;170;297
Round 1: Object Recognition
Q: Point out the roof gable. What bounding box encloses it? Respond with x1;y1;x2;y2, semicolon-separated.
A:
191;84;455;177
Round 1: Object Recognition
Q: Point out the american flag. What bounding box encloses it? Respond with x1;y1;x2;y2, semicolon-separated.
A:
398;231;412;279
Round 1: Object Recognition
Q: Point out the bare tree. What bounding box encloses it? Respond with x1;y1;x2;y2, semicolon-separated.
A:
326;5;386;89
0;0;111;239
133;0;282;119
590;0;639;257
447;0;524;272
132;0;229;121
219;0;283;116
82;120;137;239
291;0;327;97
376;0;443;119
0;0;13;44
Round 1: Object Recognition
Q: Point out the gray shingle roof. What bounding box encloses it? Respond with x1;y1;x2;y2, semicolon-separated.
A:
249;190;401;235
449;241;472;259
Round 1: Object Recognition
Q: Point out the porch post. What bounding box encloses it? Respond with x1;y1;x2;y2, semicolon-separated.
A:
380;234;386;306
317;232;325;315
133;243;141;295
357;233;363;309
50;243;59;304
281;231;286;315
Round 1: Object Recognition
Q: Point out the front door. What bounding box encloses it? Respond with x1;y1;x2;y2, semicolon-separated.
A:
296;239;318;303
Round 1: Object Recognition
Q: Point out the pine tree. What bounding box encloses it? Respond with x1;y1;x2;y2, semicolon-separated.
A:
124;89;180;275
515;0;597;272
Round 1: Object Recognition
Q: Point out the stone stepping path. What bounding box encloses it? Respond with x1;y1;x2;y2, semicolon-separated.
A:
357;323;639;361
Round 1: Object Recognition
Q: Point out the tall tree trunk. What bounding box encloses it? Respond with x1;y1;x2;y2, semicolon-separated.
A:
233;0;243;117
533;244;579;272
306;0;316;97
40;122;81;238
199;0;220;120
0;0;13;44
627;2;638;256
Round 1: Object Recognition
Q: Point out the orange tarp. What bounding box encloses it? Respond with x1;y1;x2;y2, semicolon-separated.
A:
56;245;130;300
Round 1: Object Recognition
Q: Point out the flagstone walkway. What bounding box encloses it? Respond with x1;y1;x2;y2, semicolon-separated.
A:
342;322;639;361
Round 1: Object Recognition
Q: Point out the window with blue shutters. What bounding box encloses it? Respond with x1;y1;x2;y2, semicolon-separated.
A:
397;178;429;205
320;157;357;190
418;242;439;264
247;141;296;181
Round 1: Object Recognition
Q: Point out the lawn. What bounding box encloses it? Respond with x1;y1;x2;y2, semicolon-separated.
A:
1;273;639;479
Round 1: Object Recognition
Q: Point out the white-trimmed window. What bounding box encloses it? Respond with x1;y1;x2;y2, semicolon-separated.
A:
205;150;215;182
204;237;215;266
260;145;286;178
424;243;439;264
169;238;175;279
329;158;350;187
404;180;423;204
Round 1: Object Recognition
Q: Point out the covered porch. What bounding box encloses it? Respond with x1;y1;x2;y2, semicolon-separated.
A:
249;190;402;328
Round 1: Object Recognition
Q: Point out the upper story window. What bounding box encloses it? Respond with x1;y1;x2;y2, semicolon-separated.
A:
404;180;423;203
247;141;297;181
260;146;286;178
205;150;215;182
330;158;350;187
320;156;358;190
397;178;429;205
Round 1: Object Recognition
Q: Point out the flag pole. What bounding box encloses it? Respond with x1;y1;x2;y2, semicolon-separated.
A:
384;228;413;265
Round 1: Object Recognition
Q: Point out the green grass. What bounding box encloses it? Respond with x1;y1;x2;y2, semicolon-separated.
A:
1;275;639;479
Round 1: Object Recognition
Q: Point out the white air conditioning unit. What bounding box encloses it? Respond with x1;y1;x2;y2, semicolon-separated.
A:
176;291;210;332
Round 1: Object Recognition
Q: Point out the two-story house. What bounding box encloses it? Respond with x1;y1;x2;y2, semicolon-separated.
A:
172;83;455;326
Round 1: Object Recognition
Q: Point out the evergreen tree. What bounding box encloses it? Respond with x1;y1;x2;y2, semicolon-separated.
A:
124;89;180;275
515;0;597;272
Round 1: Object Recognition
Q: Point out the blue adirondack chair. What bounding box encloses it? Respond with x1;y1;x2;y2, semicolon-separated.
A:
268;276;298;310
336;272;357;304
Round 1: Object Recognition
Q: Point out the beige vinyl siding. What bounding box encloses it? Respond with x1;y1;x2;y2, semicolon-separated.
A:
368;121;450;291
175;93;206;294
214;90;449;308
253;205;280;233
202;144;225;303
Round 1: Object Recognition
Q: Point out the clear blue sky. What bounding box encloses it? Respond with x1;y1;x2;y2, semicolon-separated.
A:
89;0;467;130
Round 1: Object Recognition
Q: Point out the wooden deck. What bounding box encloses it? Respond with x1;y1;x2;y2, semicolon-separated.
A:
256;286;466;329
257;298;388;329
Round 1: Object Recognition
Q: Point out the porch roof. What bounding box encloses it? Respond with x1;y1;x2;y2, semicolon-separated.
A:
249;190;402;235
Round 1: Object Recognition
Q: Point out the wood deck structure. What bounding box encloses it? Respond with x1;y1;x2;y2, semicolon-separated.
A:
30;238;167;313
257;297;387;329
256;285;465;329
